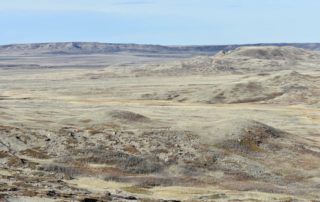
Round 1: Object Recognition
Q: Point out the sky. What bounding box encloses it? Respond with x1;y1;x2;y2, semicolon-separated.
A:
0;0;319;45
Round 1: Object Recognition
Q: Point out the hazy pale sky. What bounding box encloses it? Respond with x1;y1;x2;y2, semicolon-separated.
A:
0;0;319;45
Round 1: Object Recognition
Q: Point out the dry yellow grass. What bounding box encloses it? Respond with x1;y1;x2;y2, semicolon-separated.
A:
1;47;320;201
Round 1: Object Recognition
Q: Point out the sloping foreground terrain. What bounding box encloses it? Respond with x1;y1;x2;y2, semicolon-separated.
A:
0;45;320;201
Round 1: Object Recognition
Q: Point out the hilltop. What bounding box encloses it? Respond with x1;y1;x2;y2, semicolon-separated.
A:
134;46;320;76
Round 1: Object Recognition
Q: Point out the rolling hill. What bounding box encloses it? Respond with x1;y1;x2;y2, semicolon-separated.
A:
1;42;320;56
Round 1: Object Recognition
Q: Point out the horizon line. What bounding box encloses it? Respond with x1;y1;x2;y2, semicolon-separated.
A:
1;41;320;47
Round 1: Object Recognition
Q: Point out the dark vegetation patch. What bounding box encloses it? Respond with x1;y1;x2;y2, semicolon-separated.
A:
135;177;176;188
39;164;81;178
0;150;10;158
110;110;151;122
20;148;50;159
67;149;164;174
218;121;284;154
7;157;38;169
